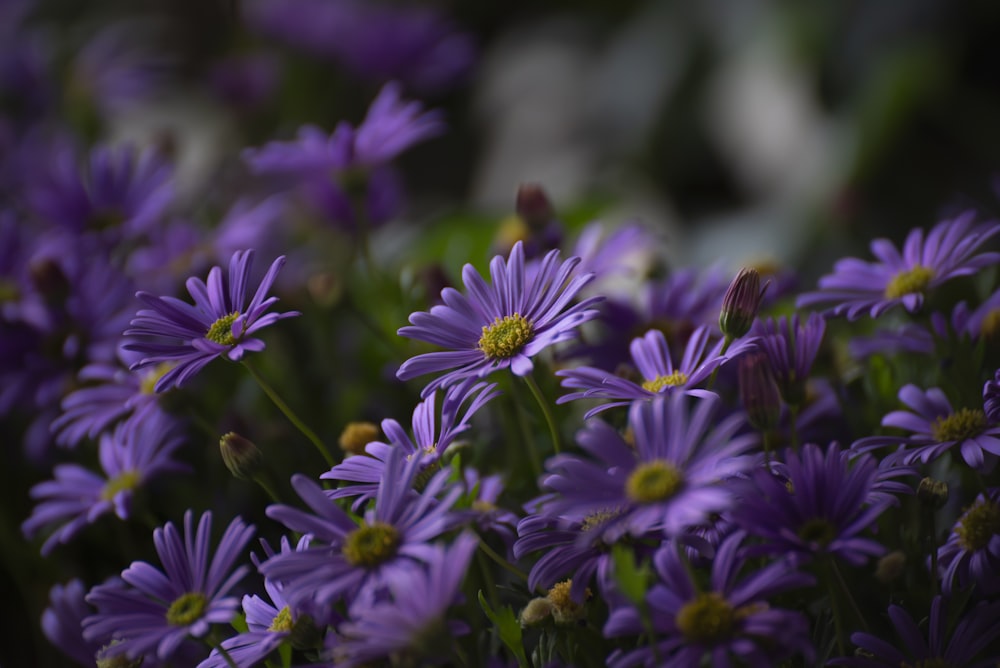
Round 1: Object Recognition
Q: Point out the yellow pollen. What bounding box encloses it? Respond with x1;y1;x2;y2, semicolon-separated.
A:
166;591;207;626
140;362;175;395
100;470;140;501
205;311;241;346
338;421;380;457
546;579;590;624
478;313;533;359
676;592;734;643
956;499;1000;552
580;508;623;532
268;605;294;633
884;265;935;299
342;522;401;567
641;371;689;393
625;460;683;504
930;408;986;443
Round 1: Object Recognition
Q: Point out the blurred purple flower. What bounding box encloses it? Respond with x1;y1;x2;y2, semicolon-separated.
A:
750;311;825;406
42;579;103;667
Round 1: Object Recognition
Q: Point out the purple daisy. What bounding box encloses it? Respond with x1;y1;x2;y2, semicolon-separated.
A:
124;249;299;391
731;443;889;566
330;532;478;667
937;488;1000;595
83;510;256;662
397;240;602;396
540;393;759;543
556;325;755;418
854;384;1000;470
260;447;461;614
41;579;103;667
604;531;814;667
22;406;189;555
833;596;1000;667
750;311;826;407
323;378;500;507
796;213;1000;320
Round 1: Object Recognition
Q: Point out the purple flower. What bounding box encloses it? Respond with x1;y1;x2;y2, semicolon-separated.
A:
331;533;478;667
324;379;499;507
732;443;889;566
604;532;814;667
984;368;1000;423
261;447;461;614
796;213;1000;320
937;488;1000;595
23;406;188;555
124;249;298;391
833;596;1000;667
540;393;758;543
83;510;256;662
854;384;1000;470
397;241;602;396
556;325;754;418
42;579;103;666
750;311;826;406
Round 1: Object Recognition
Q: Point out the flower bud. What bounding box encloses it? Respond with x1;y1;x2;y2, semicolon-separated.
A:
738;352;782;433
338;421;379;457
219;432;263;480
516;183;555;230
719;267;767;340
519;597;554;627
875;550;906;583
917;477;948;510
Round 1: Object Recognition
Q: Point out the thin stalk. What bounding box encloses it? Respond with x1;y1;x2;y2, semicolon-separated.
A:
242;360;334;468
831;558;868;632
479;538;529;582
252;473;282;505
524;373;561;454
823;558;847;655
705;336;734;391
512;393;543;482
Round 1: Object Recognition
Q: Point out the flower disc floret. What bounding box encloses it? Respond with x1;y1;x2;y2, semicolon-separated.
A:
479;313;533;359
625;460;683;504
931;408;986;443
100;470;140;502
268;606;293;633
676;592;734;643
641;371;688;393
884;265;935;299
206;311;241;346
956;499;1000;552
342;521;401;567
797;518;836;547
165;592;207;626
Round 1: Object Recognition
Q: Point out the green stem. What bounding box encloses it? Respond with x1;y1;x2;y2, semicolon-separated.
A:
476;549;500;610
831;558;868;632
479;538;529;582
207;633;239;668
252;473;282;505
512;393;543;482
705;336;734;391
823;558;847;656
242;360;334;468
524;373;561;454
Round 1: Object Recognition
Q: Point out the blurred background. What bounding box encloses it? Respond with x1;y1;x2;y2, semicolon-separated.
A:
4;0;1000;664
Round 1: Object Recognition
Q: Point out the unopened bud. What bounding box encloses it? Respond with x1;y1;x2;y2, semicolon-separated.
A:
519;597;554;627
917;477;948;510
219;432;263;480
516;183;555;230
875;550;906;583
338;421;379;457
719;267;767;340
738;352;782;432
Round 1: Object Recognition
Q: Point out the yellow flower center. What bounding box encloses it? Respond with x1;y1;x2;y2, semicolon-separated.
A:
140;362;175;395
268;605;294;633
884;265;935;299
956;499;1000;552
205;311;241;346
100;470;140;501
981;308;1000;341
930;408;986;443
478;313;533;359
625;460;683;504
338;421;380;457
342;522;401;567
166;591;207;626
676;592;734;643
797;517;836;547
641;371;689;393
546;579;590;624
580;508;623;533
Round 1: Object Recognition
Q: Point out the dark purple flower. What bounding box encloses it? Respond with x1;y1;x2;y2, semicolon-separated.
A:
83;510;256;662
854;384;1000;470
42;579;103;667
23;406;188;555
261;447;461;614
750;311;826;406
796;213;1000;320
124;249;298;391
331;533;478;667
325;379;499;507
604;532;814;666
397;241;602;396
556;325;754;418
541;393;758;543
732;443;889;566
833;596;1000;667
937;488;1000;595
984;368;1000;423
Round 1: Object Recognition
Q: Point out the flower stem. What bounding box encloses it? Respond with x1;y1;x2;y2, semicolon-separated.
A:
822;557;848;655
242;360;334;468
479;538;529;582
524;373;561;454
252;473;282;505
705;336;733;391
511;393;543;482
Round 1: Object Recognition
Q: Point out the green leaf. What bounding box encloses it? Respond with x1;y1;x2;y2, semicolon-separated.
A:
478;590;531;668
611;544;650;607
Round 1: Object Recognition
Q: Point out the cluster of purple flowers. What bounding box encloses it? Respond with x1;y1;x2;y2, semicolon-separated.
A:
8;2;1000;666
